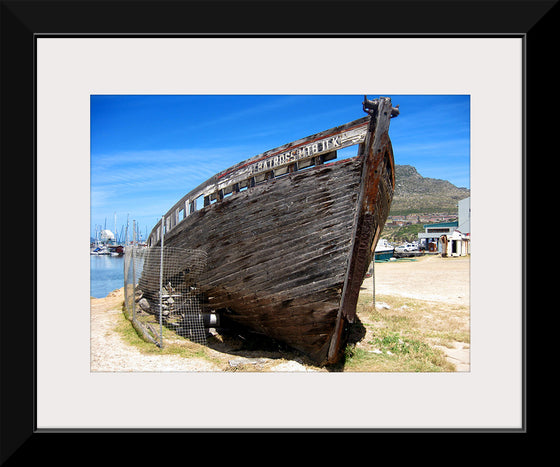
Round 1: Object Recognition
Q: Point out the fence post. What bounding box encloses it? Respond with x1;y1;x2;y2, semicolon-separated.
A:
123;244;128;312
132;220;137;321
159;216;165;348
372;259;376;308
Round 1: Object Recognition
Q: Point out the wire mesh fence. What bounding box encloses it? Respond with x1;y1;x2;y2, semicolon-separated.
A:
123;245;208;348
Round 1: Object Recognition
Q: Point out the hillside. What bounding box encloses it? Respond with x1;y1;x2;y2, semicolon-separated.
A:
389;165;470;215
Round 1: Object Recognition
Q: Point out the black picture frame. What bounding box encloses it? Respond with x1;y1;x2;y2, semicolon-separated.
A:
1;0;552;461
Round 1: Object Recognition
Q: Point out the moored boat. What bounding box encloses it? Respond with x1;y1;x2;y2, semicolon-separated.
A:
108;245;124;256
374;238;395;261
91;245;110;255
142;96;398;365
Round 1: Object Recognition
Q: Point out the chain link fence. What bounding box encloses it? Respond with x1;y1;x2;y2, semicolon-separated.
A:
123;245;209;348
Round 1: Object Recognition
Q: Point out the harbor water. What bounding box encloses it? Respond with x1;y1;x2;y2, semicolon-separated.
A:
90;254;125;298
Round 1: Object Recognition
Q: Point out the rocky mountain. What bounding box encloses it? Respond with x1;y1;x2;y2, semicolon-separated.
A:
389;165;470;215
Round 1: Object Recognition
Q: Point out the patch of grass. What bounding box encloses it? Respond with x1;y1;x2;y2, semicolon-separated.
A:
117;307;227;367
340;292;469;371
369;294;469;345
382;223;426;243
343;331;452;372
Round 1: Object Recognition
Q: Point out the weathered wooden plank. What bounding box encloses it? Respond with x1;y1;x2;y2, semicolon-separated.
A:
167;170;361;250
152;154;363;363
165;169;358;300
149;120;368;245
203;234;351;292
161;157;363;248
150;117;368;238
164;160;361;256
207;264;347;309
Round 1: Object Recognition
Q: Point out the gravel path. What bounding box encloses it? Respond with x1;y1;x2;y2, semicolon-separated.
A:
90;289;220;371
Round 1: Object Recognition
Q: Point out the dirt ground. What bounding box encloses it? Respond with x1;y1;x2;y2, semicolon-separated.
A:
90;289;220;371
362;254;470;371
364;254;469;307
91;254;470;372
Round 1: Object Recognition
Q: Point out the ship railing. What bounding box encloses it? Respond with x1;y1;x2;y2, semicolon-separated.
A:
148;116;372;247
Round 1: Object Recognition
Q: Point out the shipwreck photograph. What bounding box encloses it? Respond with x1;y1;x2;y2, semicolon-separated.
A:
90;94;471;372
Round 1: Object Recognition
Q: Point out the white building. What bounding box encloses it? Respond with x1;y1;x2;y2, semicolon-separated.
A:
457;197;470;234
440;230;470;257
418;221;458;252
417;196;470;255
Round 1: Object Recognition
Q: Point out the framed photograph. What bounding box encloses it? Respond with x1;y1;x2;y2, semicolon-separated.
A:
2;0;549;457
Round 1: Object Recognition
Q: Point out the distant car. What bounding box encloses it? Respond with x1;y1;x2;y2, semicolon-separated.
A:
395;242;418;253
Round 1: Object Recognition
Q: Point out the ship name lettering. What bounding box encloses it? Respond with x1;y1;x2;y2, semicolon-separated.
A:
250;135;342;174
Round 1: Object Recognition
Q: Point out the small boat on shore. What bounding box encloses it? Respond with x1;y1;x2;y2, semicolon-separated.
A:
141;96;398;365
374;238;394;261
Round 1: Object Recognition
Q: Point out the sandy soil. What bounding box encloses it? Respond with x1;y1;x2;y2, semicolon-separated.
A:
91;290;318;372
363;254;469;306
363;254;470;371
91;254;470;372
90;289;220;371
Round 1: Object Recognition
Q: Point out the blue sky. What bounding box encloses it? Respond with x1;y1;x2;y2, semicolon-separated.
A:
91;94;470;242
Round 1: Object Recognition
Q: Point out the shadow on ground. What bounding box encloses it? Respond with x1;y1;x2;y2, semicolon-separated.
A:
198;316;367;372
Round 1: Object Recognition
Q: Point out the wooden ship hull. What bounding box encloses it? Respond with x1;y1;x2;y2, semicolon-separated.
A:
145;96;398;365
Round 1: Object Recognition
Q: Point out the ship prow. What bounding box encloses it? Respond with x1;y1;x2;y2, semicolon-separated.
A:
146;96;398;365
